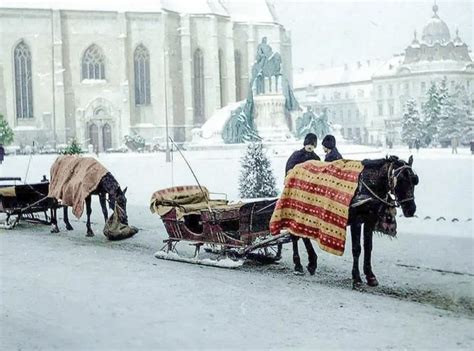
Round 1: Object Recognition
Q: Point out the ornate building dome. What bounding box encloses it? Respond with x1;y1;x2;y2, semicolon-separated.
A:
421;4;451;45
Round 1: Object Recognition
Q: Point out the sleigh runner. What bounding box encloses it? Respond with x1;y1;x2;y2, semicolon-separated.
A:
151;186;290;267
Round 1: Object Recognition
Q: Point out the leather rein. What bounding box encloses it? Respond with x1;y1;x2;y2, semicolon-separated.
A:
360;162;415;208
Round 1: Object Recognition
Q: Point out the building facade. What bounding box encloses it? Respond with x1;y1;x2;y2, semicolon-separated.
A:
0;0;292;150
294;4;473;145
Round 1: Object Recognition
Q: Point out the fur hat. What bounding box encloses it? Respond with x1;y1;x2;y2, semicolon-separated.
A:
322;135;336;149
303;133;317;146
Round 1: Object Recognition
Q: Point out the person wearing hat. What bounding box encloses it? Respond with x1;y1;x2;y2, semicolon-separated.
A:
281;133;320;272
322;134;342;162
285;133;321;175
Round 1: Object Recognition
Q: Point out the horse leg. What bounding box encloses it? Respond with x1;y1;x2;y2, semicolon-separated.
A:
303;238;317;275
363;225;378;287
50;206;59;233
351;223;363;288
99;193;108;222
292;235;304;275
63;206;73;231
85;195;94;237
275;243;282;260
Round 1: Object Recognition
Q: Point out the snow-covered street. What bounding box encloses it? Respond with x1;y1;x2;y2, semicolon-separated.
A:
1;146;473;349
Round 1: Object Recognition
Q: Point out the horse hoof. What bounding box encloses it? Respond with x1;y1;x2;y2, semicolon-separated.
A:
307;264;317;276
293;265;304;275
86;232;95;237
367;276;379;287
66;225;74;231
50;227;59;234
352;280;363;290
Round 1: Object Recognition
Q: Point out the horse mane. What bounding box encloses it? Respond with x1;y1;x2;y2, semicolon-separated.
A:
361;155;400;168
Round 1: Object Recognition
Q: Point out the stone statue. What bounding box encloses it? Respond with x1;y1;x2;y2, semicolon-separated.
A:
256;37;273;66
317;108;331;138
222;37;300;144
222;104;261;144
252;37;282;94
296;106;331;139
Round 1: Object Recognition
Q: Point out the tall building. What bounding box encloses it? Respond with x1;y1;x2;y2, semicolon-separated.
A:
294;4;473;145
0;0;292;151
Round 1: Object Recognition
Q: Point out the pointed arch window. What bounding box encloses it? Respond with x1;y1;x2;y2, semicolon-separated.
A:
14;41;34;118
193;48;205;125
134;44;151;105
234;50;242;101
82;44;105;80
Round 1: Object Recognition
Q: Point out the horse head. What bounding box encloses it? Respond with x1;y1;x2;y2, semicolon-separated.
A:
389;156;418;217
114;186;129;225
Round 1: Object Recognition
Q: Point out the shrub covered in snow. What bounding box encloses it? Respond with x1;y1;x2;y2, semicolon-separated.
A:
62;139;83;155
239;143;278;198
0;114;14;146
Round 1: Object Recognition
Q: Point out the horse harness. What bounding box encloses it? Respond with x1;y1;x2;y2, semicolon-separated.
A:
359;162;417;208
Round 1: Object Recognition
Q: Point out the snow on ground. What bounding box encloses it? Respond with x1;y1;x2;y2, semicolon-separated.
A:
1;145;473;349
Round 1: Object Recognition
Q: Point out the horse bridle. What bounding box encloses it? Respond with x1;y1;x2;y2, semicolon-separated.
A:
360;162;416;208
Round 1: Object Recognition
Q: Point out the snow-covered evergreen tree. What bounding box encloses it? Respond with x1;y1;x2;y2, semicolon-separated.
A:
0;114;14;145
401;99;422;147
421;82;441;146
438;84;470;144
63;138;83;155
239;143;278;198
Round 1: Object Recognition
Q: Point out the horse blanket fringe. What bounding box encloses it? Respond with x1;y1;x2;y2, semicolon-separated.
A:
270;159;364;256
48;156;108;218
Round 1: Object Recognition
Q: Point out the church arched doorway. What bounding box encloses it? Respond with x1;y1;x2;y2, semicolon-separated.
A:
89;123;99;152
102;123;112;151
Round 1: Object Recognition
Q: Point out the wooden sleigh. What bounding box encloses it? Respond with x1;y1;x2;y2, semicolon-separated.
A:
151;186;290;268
0;177;61;229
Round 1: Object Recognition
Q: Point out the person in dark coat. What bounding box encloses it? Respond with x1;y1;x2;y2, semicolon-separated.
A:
281;133;320;272
285;133;321;175
0;144;4;164
322;135;342;162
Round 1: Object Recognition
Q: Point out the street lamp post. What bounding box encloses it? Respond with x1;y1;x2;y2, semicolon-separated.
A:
163;49;171;162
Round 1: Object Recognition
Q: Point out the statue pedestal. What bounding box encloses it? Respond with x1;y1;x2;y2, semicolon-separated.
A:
254;94;290;141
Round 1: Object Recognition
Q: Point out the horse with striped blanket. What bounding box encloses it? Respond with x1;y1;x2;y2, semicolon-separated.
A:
271;156;418;288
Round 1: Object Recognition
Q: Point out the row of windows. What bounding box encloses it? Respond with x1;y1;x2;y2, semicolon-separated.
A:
376;79;472;98
323;79;472;103
377;101;396;116
13;40;245;124
331;108;367;123
13;41;153;118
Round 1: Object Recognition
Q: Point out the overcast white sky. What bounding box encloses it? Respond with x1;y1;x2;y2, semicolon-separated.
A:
274;0;473;70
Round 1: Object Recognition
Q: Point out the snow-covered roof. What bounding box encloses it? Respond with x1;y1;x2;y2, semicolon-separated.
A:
220;0;278;23
294;52;474;89
162;0;228;17
396;59;474;75
0;0;164;13
0;0;280;23
293;60;384;89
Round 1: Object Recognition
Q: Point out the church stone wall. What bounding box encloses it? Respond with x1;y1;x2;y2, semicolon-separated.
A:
0;8;55;146
127;12;165;140
0;6;293;148
62;11;127;149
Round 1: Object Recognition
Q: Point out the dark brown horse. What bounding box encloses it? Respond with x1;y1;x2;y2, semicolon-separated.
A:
51;172;128;237
290;155;418;288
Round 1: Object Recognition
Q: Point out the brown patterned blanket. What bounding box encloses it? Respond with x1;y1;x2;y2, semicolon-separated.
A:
48;156;108;218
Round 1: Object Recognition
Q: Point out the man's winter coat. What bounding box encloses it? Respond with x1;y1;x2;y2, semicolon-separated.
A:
324;147;342;162
285;148;320;175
